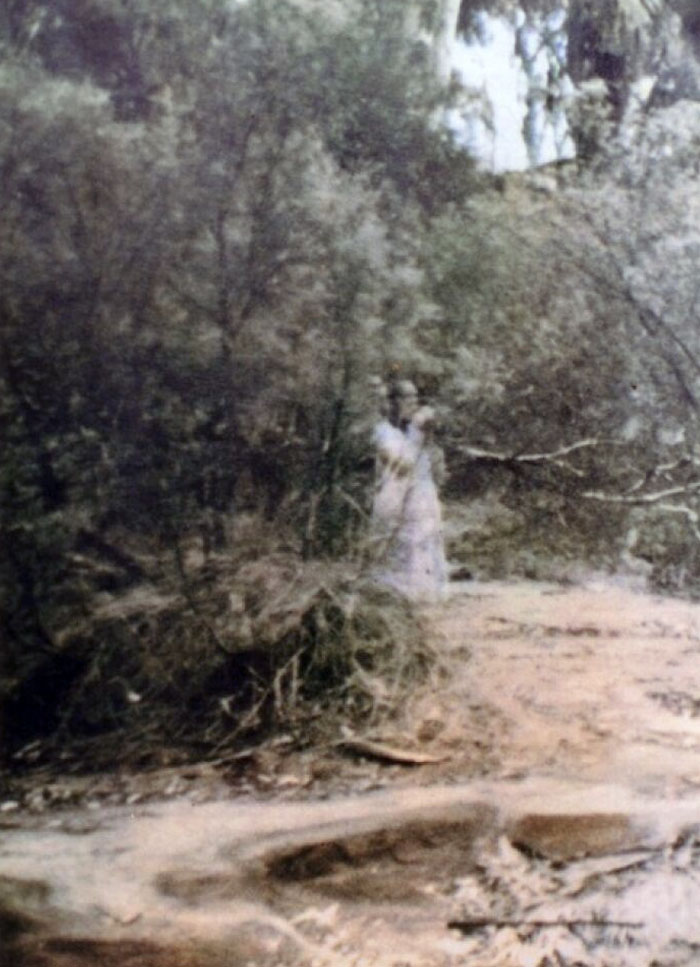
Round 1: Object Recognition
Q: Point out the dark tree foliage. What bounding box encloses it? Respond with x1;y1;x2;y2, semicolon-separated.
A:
0;0;475;752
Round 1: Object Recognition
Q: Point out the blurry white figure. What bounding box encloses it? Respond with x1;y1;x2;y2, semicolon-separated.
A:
369;379;447;602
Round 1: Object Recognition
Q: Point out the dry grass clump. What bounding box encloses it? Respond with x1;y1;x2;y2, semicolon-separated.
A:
223;555;440;733
9;550;439;768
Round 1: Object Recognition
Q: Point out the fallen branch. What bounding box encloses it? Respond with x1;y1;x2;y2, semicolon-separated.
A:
458;438;598;477
447;917;643;935
461;438;598;463
336;734;450;766
583;481;700;504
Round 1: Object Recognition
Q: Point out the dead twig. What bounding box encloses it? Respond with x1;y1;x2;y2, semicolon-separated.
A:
447;917;643;935
336;734;450;766
625;457;700;494
95;906;143;926
273;650;303;718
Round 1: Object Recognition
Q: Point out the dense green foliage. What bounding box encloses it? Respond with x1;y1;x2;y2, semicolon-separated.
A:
0;0;476;752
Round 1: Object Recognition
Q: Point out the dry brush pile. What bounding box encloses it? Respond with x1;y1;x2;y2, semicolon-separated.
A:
6;547;440;771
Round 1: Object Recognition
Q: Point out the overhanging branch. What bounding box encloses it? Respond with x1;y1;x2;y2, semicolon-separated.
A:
457;438;599;476
583;481;700;504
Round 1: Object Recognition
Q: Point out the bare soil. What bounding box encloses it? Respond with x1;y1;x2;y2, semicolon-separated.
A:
430;579;700;794
5;579;700;966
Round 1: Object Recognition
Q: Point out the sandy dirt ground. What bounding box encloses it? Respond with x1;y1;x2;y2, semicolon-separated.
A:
5;579;700;966
431;580;700;794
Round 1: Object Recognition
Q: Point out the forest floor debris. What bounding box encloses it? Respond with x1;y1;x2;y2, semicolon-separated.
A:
6;579;700;965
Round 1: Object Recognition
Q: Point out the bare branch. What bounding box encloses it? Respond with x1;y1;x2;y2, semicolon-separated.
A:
583;481;700;504
458;438;598;476
626;457;700;494
518;439;601;461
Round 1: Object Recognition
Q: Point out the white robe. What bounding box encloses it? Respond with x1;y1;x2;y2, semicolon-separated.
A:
370;418;447;601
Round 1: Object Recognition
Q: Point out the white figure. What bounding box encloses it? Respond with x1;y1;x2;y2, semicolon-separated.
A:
399;404;448;600
369;379;447;602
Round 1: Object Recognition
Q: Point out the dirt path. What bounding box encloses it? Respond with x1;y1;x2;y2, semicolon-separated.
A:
5;580;700;966
432;580;700;793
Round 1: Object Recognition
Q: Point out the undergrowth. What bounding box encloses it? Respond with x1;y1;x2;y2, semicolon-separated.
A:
6;547;439;772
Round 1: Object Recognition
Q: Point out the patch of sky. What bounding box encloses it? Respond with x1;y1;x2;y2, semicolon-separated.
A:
446;8;575;171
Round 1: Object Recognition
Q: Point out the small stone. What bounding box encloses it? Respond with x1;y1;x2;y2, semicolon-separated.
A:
0;800;20;813
509;812;642;861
